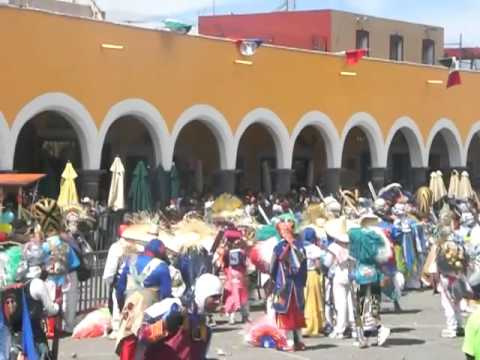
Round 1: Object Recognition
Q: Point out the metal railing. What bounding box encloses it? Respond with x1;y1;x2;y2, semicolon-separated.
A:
77;250;110;314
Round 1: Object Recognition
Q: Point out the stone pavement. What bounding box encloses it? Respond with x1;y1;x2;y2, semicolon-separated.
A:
60;289;467;360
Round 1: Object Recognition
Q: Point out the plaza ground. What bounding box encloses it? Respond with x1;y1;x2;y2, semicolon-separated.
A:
60;289;466;360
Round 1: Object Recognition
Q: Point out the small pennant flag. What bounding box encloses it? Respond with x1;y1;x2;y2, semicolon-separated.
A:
236;39;263;56
345;48;368;65
440;57;461;88
163;19;192;34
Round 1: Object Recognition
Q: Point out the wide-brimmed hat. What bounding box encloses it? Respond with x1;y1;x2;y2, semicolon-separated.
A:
32;198;63;235
324;197;341;213
147;224;160;236
359;213;380;228
325;216;349;243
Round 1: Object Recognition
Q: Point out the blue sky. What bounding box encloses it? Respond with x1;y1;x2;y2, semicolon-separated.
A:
96;0;480;46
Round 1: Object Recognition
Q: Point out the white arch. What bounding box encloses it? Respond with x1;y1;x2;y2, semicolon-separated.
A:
426;118;465;167
233;108;291;169
9;93;98;170
290;111;342;168
0;112;10;170
98;99;170;169
169;105;234;170
385;117;427;168
340;112;385;167
464;121;480;162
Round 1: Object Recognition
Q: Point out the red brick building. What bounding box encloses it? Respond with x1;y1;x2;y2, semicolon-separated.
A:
199;10;444;64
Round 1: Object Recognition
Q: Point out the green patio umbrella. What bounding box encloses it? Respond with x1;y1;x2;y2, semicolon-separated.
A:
163;19;192;34
154;165;170;207
170;163;180;199
128;161;152;211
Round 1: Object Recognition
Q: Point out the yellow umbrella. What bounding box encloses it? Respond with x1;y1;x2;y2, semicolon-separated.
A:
459;171;475;200
57;161;79;209
448;170;460;198
108;157;125;211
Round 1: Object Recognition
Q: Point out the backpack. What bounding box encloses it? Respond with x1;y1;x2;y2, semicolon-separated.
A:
72;234;93;282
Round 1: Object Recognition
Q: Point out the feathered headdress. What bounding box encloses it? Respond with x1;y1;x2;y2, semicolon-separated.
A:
379;183;403;203
301;203;326;227
211;194;243;214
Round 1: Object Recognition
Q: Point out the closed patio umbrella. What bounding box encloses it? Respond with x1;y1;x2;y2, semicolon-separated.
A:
429;172;441;203
306;159;315;188
459;171;475;200
194;160;204;195
436;170;447;200
57;161;79;209
429;171;436;194
170;163;180;199
108;157;125;211
448;170;460;199
262;161;272;194
128;161;152;212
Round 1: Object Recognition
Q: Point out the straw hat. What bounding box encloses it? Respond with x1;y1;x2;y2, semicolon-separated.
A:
147;224;160;236
325;216;350;243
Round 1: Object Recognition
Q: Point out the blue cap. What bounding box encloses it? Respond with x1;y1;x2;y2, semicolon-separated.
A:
303;227;317;244
145;239;166;257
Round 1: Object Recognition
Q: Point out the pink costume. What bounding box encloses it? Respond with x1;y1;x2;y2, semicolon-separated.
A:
223;248;249;314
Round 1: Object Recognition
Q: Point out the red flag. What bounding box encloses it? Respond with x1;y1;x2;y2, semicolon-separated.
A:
346;49;368;65
444;57;461;88
447;70;461;88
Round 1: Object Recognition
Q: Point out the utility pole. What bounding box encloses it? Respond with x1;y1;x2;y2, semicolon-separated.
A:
212;0;215;15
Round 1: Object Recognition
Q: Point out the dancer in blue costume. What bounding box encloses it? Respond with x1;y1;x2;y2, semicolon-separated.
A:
374;198;403;312
391;202;428;290
271;221;307;352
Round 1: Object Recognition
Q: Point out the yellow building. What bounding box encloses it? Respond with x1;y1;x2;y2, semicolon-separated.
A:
1;6;480;200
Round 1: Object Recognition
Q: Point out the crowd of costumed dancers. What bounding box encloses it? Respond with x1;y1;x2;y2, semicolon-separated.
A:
0;170;479;359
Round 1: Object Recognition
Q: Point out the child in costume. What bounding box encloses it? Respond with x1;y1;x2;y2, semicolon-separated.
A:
222;229;250;325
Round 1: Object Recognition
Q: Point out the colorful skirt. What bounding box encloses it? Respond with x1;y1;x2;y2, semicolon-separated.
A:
303;270;325;336
276;289;306;331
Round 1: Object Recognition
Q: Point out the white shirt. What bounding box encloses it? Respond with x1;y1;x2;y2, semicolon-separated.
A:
29;278;59;316
103;239;127;284
304;243;323;270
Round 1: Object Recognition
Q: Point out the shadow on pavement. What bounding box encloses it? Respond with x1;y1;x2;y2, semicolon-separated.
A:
306;344;338;350
391;327;415;334
212;327;243;333
382;309;422;315
385;338;426;346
